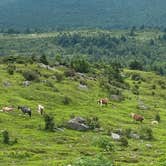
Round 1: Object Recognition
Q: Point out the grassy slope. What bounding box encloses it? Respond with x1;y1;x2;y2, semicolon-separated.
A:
0;64;166;165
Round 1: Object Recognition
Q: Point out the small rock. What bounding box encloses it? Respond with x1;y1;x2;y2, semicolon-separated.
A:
23;81;30;87
130;133;140;139
146;144;152;148
78;84;88;90
111;132;121;140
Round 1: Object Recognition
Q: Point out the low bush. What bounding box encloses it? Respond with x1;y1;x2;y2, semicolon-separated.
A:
44;114;55;131
7;64;16;75
140;127;153;140
2;130;9;144
93;136;114;152
62;96;72;105
155;113;160;122
23;70;40;81
72;155;113;166
86;116;100;130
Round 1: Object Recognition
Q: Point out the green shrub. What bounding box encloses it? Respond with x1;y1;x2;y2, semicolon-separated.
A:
140;127;153;140
64;68;76;77
131;73;141;81
2;130;10;144
124;128;132;138
54;72;64;82
94;136;114;152
120;137;128;146
7;64;16;75
155;113;160;122
23;70;40;81
72;155;113;166
86;116;100;130
44;114;55;131
62;96;72;105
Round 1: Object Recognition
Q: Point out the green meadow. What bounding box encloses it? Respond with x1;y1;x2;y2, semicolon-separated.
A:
0;62;166;166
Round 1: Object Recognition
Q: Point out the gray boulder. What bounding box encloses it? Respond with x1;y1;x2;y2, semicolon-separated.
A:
67;117;89;131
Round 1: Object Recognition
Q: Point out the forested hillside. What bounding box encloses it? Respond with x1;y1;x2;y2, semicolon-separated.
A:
1;0;166;29
0;29;166;75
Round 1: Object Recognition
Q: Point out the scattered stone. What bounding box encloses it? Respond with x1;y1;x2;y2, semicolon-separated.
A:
3;81;11;87
130;133;140;139
111;132;121;140
146;144;152;148
110;95;123;102
78;84;88;90
138;100;148;110
23;81;30;87
67;117;89;131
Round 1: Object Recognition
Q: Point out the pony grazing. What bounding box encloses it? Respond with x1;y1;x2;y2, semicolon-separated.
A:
18;106;32;117
37;104;44;115
2;107;14;112
131;113;144;123
98;98;109;106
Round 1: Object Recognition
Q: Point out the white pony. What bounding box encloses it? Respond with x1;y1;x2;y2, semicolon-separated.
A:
37;104;44;115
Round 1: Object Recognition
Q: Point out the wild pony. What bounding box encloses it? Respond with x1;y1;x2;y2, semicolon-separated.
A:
2;107;14;112
37;104;44;115
18;106;32;117
97;98;109;106
131;113;144;123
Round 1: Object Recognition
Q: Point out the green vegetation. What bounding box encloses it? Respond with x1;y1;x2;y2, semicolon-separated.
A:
0;54;165;165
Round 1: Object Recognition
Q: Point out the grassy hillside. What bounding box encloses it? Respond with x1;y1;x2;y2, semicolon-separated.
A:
0;62;166;165
1;0;166;29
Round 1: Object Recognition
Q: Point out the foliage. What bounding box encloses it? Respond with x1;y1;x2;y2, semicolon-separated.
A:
44;114;55;131
2;130;10;144
93;136;114;152
7;64;16;75
140;127;153;140
71;57;90;73
155;113;161;122
72;155;113;166
23;70;40;81
86;116;100;130
62;96;72;105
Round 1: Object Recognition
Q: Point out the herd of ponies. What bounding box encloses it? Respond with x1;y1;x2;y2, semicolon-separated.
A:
0;98;159;125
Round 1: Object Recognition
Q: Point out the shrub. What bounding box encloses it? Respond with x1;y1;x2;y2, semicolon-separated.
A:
86;116;100;130
44;114;55;131
124;128;132;138
140;127;153;140
23;70;40;81
62;96;72;105
120;137;128;146
2;130;9;144
72;155;113;166
54;72;64;82
7;64;16;75
64;68;76;77
155;113;160;122
131;73;141;81
79;79;88;86
94;136;114;152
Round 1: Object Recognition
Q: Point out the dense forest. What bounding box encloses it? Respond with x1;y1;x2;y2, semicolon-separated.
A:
1;0;166;30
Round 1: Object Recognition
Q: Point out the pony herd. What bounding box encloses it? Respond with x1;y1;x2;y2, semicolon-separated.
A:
1;104;44;117
1;97;159;125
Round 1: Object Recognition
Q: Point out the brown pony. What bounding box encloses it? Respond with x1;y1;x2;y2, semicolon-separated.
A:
98;98;109;106
131;113;144;122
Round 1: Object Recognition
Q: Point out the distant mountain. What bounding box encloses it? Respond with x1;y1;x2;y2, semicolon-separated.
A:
1;0;166;29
